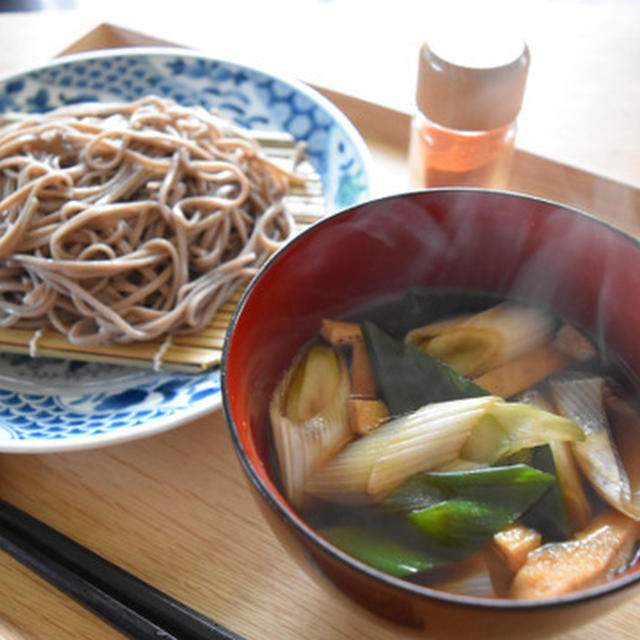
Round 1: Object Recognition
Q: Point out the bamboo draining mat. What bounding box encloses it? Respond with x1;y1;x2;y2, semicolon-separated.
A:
0;133;324;373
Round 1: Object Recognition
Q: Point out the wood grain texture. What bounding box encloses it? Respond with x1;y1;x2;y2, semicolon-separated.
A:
0;413;639;639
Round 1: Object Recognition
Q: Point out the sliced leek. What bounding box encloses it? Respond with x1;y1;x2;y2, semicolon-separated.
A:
369;397;500;498
303;417;402;503
605;391;640;496
270;343;352;507
305;396;493;503
458;400;585;466
405;303;554;378
305;395;583;502
552;375;640;521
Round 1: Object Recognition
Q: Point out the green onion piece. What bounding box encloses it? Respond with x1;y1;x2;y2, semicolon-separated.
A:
408;499;511;548
319;526;443;577
385;465;555;513
361;321;489;416
384;465;556;550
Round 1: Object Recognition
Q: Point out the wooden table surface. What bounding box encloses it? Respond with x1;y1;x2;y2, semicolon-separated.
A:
0;2;640;638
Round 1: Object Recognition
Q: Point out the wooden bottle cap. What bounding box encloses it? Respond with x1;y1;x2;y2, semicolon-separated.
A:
416;32;530;132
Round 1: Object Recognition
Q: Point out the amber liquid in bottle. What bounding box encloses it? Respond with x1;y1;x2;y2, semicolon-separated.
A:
409;114;516;189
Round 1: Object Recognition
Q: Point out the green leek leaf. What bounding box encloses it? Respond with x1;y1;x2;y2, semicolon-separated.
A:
384;465;556;550
361;321;489;416
319;526;444;577
408;499;511;548
384;465;555;513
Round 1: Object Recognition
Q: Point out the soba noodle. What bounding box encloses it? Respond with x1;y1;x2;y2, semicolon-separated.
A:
0;96;300;345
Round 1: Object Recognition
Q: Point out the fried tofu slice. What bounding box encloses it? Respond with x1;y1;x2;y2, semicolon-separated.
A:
350;340;377;397
485;523;542;597
552;324;596;362
319;319;377;396
473;323;594;400
510;510;640;599
347;397;389;435
473;344;567;399
320;319;363;345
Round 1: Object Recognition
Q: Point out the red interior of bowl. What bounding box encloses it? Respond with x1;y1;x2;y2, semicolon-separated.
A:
223;189;640;532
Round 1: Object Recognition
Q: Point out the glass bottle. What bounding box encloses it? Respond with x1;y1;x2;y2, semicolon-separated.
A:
409;36;530;189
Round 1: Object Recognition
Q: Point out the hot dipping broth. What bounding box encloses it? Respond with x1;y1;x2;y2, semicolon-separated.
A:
268;287;640;600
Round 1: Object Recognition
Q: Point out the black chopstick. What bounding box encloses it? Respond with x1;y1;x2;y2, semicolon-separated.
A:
0;498;245;640
0;521;178;639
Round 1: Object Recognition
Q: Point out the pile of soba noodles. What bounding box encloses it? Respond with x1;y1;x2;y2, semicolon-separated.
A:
0;96;300;345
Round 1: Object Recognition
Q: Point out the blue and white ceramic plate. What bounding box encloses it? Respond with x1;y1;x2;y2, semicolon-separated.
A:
0;47;371;452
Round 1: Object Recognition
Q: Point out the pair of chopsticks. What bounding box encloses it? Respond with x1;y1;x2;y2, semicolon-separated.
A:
0;498;244;639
